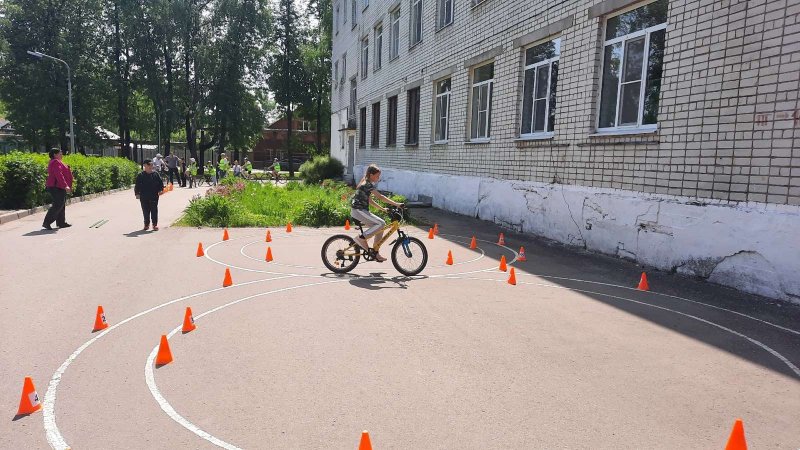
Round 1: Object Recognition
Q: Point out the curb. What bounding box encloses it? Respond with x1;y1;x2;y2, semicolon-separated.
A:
0;186;133;226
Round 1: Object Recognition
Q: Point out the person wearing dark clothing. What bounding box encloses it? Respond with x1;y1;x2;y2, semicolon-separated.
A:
134;159;165;231
178;158;187;187
42;148;74;230
164;153;180;185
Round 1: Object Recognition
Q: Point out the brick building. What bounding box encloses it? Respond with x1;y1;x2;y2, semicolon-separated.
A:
251;115;327;170
330;0;800;302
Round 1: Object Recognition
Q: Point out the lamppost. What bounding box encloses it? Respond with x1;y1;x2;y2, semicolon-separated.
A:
27;51;75;155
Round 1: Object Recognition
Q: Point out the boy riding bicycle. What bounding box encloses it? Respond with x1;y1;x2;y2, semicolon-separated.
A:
351;164;403;263
267;158;281;182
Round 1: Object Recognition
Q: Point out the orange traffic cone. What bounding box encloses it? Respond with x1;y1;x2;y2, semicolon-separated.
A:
286;222;293;232
428;228;435;239
725;419;747;450
169;183;174;192
358;431;373;450
469;236;477;250
434;223;439;235
196;242;205;257
446;251;454;265
155;335;173;366
497;233;505;246
223;228;229;241
508;268;517;285
92;305;109;332
266;230;272;242
637;272;650;291
345;219;351;230
499;255;508;272
223;268;233;287
266;247;274;262
518;246;527;262
182;307;196;333
16;377;42;416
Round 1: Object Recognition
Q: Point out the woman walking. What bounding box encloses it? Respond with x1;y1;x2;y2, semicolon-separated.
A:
42;148;73;230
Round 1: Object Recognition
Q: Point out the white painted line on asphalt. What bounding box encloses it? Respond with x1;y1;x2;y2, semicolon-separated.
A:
42;275;298;450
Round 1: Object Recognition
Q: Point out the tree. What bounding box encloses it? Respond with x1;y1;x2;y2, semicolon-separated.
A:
301;0;332;156
270;0;309;177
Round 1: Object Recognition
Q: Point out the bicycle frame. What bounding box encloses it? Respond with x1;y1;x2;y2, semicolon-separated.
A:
341;219;401;258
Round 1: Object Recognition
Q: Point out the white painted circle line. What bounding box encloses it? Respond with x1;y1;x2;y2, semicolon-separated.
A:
145;278;351;449
42;275;296;450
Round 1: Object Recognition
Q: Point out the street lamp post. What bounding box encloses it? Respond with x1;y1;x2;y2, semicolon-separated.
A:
27;51;75;155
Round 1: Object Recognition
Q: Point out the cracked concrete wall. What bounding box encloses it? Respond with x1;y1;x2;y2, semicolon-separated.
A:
359;165;800;303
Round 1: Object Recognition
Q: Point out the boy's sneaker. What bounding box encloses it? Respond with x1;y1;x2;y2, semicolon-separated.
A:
143;224;150;231
353;235;369;250
153;225;159;231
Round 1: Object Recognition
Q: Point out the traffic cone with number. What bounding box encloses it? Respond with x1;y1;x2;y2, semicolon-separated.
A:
518;247;527;262
434;223;439;235
286;222;293;232
16;377;42;416
428;228;435;239
358;431;373;450
92;305;109;332
182;307;196;333
470;236;477;249
196;242;205;257
724;419;747;450
499;255;508;272
223;268;233;287
446;251;454;265
266;247;273;262
345;219;351;230
497;233;505;246
637;272;650;291
266;230;272;242
155;335;173;366
223;228;229;241
508;268;517;285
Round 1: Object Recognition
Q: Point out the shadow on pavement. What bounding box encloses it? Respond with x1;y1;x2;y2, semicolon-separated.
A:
124;230;151;238
23;229;58;237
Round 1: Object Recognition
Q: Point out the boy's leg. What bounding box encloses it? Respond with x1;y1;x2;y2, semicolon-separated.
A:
140;199;150;228
151;199;159;227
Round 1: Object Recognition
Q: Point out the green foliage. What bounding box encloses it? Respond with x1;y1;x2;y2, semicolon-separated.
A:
298;155;344;184
182;194;241;227
0;152;137;209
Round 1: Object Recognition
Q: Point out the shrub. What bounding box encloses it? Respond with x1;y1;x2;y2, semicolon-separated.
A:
183;194;241;227
295;198;350;227
298;155;344;184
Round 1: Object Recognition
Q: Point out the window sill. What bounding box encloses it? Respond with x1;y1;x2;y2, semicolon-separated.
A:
589;127;657;137
404;143;419;148
432;140;448;145
373;66;382;74
389;55;400;63
409;41;423;52
386;144;397;148
516;133;554;141
465;138;490;145
435;22;453;34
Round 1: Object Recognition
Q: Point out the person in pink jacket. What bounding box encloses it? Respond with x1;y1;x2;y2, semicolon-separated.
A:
42;148;73;230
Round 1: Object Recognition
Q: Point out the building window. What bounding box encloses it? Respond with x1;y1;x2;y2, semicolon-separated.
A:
371;102;381;147
335;3;340;34
470;63;494;140
598;0;667;130
343;0;347;24
334;60;339;86
351;0;357;28
359;107;367;148
374;24;383;71
437;0;453;29
341;53;347;86
389;8;400;60
410;0;423;47
364;0;369;9
521;38;560;137
406;87;420;145
350;78;357;117
361;37;369;80
434;78;451;142
387;95;398;145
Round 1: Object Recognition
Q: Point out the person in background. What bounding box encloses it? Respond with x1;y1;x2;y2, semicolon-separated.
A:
205;161;216;185
217;153;230;180
178;157;187;187
152;153;165;173
164;152;180;185
233;160;242;177
186;158;198;188
134;159;165;231
244;158;253;178
42;148;73;230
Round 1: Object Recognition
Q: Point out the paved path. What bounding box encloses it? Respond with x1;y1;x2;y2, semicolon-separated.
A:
1;185;798;449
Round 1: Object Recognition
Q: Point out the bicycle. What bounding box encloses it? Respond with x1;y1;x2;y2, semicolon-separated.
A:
321;206;428;276
270;171;287;185
202;172;217;186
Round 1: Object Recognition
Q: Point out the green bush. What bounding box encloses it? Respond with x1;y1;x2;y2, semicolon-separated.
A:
298;155;344;184
0;151;139;209
183;194;241;227
295;198;350;227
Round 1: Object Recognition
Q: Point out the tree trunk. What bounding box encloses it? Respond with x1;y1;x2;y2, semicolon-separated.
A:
164;39;174;157
286;106;294;177
316;95;322;155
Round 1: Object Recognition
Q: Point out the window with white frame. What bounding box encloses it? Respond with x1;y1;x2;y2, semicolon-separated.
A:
389;8;400;60
598;0;667;130
374;24;383;71
359;107;367;148
406;87;420;145
387;95;398;145
343;0;347;24
434;78;451;142
350;78;357;118
334;3;339;34
371;102;380;147
364;0;369;9
437;0;453;29
520;38;560;137
351;0;357;28
361;37;369;79
341;53;346;85
470;63;494;140
334;60;339;87
410;0;423;46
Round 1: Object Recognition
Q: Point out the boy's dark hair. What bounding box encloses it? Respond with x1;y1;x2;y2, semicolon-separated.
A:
143;159;153;165
48;148;61;159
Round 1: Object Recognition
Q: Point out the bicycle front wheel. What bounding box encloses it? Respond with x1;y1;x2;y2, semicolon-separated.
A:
277;173;287;185
321;234;361;273
391;236;428;276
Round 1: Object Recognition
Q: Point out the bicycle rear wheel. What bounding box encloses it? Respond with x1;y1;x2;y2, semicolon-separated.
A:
276;173;287;185
321;234;361;273
391;236;428;276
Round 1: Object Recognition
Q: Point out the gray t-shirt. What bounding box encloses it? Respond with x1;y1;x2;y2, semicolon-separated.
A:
351;181;375;210
165;154;179;169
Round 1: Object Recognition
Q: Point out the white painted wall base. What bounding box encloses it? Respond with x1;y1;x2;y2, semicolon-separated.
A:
356;165;800;303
